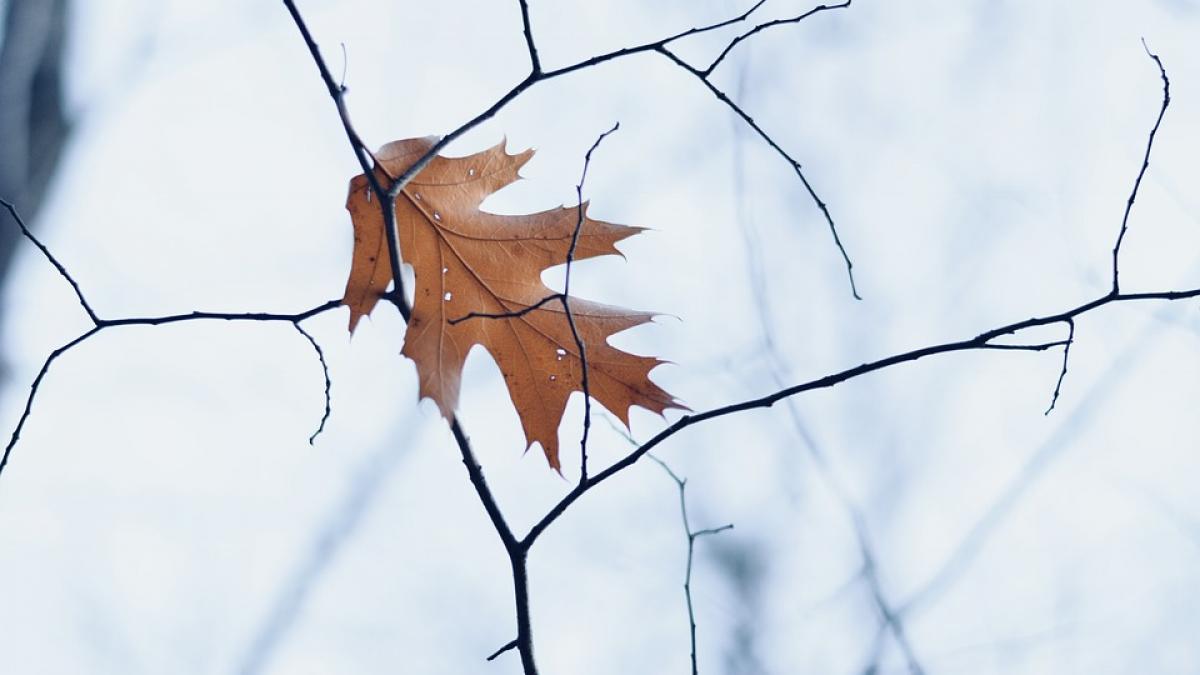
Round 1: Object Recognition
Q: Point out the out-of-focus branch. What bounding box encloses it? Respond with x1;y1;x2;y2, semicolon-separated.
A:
0;0;71;294
726;64;923;672
647;454;733;675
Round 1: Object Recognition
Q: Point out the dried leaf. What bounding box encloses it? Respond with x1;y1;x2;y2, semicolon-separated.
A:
343;137;681;470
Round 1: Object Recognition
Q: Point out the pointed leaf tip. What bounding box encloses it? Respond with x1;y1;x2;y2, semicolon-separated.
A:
342;137;681;472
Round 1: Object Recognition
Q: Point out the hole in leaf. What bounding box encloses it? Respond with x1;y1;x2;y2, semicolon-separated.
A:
443;292;452;301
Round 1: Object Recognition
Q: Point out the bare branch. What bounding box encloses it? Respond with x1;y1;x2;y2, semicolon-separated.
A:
294;323;332;444
537;0;771;81
567;123;620;483
516;0;541;74
281;2;538;669
1043;319;1075;415
1;327;99;476
447;293;563;325
656;45;860;299
1112;42;1170;294
272;6;1183;673
979;341;1071;352
1;197;99;324
281;0;407;310
301;0;857;309
437;123;621;488
524;286;1200;547
486;638;519;662
703;1;853;77
94;300;342;329
0;299;344;480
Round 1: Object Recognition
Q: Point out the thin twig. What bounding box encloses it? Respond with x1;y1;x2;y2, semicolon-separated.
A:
1043;318;1075;415
0;300;344;479
1112;41;1169;294
94;300;342;329
435;122;620;487
338;42;347;89
280;0;405;309
486;639;519;662
447;293;563;325
294;323;332;443
1;328;99;476
979;341;1071;352
703;1;852;77
516;0;540;74
1;198;100;324
567;123;620;483
656;46;860;299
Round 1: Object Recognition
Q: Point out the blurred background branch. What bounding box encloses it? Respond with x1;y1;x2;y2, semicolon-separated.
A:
0;0;70;303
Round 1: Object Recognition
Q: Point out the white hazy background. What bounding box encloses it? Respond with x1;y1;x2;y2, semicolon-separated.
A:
2;1;1200;673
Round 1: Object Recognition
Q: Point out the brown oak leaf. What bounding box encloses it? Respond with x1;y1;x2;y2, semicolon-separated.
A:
343;137;681;470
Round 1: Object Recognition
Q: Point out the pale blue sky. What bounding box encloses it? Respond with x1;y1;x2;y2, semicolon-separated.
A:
2;2;1199;673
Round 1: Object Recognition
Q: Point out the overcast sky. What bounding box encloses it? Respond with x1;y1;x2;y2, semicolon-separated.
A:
2;1;1200;673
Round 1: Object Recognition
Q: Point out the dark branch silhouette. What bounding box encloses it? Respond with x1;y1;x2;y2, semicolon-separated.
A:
283;0;858;307
287;6;1192;675
0;199;343;476
0;4;1190;675
1;197;98;323
294;323;332;444
565;123;619;482
524;290;1200;551
486;639;519;662
1112;40;1169;294
1043;318;1075;415
448;293;563;326
516;0;540;74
